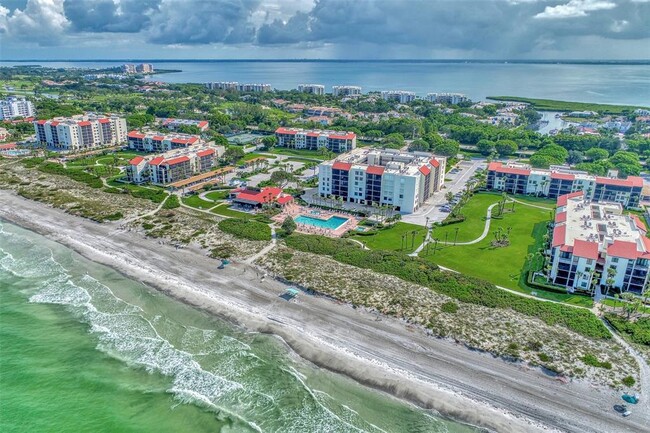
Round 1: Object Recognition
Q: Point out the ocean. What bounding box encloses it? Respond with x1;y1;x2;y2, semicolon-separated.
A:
2;60;649;106
0;220;478;433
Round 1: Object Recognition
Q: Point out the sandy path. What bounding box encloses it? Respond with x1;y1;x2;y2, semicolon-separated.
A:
1;190;647;433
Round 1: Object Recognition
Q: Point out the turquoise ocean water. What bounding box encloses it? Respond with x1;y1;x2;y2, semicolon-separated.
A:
0;220;478;433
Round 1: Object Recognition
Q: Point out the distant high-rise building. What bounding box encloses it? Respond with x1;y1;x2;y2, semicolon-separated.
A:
121;64;136;74
332;85;362;97
136;63;154;73
0;96;35;120
425;93;468;105
204;82;271;92
297;84;325;95
34;115;127;150
381;90;416;104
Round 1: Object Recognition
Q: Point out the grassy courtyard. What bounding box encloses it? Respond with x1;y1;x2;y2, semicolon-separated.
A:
351;222;425;253
419;193;591;306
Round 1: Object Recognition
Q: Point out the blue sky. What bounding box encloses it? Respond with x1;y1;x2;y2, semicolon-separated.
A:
1;0;649;60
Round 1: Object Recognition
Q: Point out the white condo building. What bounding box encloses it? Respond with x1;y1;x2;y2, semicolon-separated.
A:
127;131;205;152
550;191;649;295
381;90;416;104
297;84;325;95
34;115;127;150
161;118;209;131
204;82;271;92
332;86;362;97
318;148;446;214
127;145;224;185
275;127;356;153
426;93;469;104
1;96;35;120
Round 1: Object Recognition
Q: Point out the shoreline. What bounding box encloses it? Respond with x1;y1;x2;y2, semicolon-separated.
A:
0;190;646;433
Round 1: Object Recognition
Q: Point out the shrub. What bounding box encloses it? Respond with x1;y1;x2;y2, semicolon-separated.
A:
581;354;612;369
621;376;636;387
37;162;103;188
209;243;236;259
163;195;180;209
440;301;459;314
102;212;123;222
526;341;543;351
280;216;297;236
218;218;271;241
538;353;551;362
605;314;650;346
284;234;610;340
128;188;168;203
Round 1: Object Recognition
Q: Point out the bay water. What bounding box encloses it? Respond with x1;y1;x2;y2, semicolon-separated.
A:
2;60;649;106
0;220;478;433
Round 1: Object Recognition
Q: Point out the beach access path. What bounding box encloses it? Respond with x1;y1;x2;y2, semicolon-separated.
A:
0;190;647;433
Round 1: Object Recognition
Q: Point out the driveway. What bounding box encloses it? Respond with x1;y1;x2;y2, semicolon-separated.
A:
402;158;486;226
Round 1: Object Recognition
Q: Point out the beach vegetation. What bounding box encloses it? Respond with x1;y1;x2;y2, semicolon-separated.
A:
581;354;612;369
440;301;458;314
621;376;636;387
285;233;609;339
218;218;272;241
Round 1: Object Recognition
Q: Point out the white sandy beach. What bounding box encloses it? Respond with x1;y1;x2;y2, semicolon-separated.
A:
0;190;647;433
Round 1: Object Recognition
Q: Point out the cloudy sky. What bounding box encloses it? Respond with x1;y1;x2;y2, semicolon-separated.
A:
1;0;649;60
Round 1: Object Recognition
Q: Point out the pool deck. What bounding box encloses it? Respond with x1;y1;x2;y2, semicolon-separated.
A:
273;204;359;237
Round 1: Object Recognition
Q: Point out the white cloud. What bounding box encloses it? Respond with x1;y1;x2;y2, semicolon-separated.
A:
534;0;616;19
610;19;629;31
1;0;69;43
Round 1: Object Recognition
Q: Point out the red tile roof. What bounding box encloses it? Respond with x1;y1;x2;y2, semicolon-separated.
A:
573;240;599;260
277;195;293;205
329;133;355;140
152;135;165;141
129;156;144;165
0;143;17;150
306;132;320;137
165;156;190;166
188;137;199;144
128;131;145;139
596;176;644;188
487;161;530;176
98;118;111;124
419;165;431;176
332;162;352;171
555;211;567;223
551;172;575;181
36;120;47;125
552;224;566;247
234;187;283;204
607;240;640;260
78;121;91;127
366;165;385;176
149;157;165;166
197;121;209;129
557;191;584;207
276;127;297;135
430;158;440;168
196;148;215;157
487;162;502;171
50;121;59;126
631;215;647;233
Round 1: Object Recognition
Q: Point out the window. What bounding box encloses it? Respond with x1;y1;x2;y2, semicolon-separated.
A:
586;259;593;265
612;257;619;263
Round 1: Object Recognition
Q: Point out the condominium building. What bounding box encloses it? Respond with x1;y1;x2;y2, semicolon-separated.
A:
126;145;224;185
204;82;271;92
121;64;136;74
161;118;209;131
136;64;154;73
381;90;416;104
486;162;643;209
318;148;446;213
425;93;469;104
127;131;204;152
1;96;35;120
332;85;362;97
275;127;356;153
34;115;127;150
549;191;649;295
297;84;325;95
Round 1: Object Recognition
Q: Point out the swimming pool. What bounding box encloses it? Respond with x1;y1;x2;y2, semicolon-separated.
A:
294;214;349;230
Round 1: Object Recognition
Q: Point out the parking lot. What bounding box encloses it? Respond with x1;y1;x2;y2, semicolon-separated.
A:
401;158;486;226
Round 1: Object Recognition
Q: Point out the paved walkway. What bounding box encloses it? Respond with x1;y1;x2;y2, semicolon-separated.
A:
246;227;278;264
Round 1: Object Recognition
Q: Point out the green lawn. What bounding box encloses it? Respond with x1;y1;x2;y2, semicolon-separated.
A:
601;299;650;315
434;194;500;243
421;193;592;307
204;190;231;201
351;222;426;253
210;203;255;219
182;195;215;210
